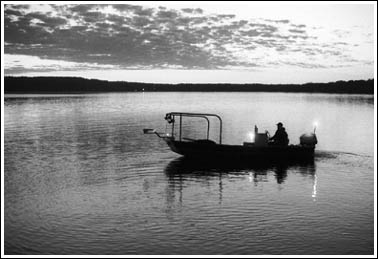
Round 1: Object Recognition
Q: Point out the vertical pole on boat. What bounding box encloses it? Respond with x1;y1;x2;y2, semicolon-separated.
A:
219;118;222;144
171;114;175;138
179;114;182;141
206;118;210;140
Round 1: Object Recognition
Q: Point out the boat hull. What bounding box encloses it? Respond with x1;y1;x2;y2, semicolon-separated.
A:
165;139;315;161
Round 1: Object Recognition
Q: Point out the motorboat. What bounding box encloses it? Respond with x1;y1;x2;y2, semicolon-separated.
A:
144;112;318;161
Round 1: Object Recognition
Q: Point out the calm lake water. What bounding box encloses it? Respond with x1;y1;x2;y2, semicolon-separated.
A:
4;92;375;255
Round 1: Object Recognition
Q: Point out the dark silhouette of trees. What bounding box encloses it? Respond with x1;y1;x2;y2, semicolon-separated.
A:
4;76;374;94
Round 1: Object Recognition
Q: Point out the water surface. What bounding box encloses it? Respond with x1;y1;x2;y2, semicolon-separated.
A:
4;92;374;255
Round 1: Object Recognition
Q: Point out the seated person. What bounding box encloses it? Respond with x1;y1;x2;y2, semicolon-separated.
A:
269;122;289;146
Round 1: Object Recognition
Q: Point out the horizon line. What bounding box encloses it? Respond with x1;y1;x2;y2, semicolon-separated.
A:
4;75;374;86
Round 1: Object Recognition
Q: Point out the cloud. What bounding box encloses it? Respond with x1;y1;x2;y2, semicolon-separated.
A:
4;54;118;74
181;8;203;14
266;19;290;24
4;4;372;73
288;29;306;34
291;24;306;28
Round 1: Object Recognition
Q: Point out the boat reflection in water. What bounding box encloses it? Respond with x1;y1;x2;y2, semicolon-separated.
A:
165;157;316;183
164;157;317;205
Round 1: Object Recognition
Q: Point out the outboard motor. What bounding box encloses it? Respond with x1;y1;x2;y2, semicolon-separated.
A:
300;133;318;148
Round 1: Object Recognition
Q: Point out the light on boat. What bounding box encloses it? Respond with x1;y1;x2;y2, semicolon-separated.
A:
313;120;319;133
248;132;255;142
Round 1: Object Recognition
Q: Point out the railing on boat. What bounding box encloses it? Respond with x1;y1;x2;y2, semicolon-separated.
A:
165;112;223;144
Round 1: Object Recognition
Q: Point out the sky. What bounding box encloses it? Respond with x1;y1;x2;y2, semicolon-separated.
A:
2;1;376;84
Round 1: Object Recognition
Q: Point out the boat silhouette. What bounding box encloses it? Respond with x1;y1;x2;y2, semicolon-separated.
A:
145;112;318;161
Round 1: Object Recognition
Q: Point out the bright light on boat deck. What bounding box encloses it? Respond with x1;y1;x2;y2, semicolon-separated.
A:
248;132;255;142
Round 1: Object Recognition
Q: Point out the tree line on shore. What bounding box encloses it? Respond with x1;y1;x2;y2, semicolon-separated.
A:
4;76;374;94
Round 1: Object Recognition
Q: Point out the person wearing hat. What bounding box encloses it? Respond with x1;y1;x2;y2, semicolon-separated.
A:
269;122;289;146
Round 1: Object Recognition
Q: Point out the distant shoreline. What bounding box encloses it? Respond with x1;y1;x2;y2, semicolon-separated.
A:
4;76;374;94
